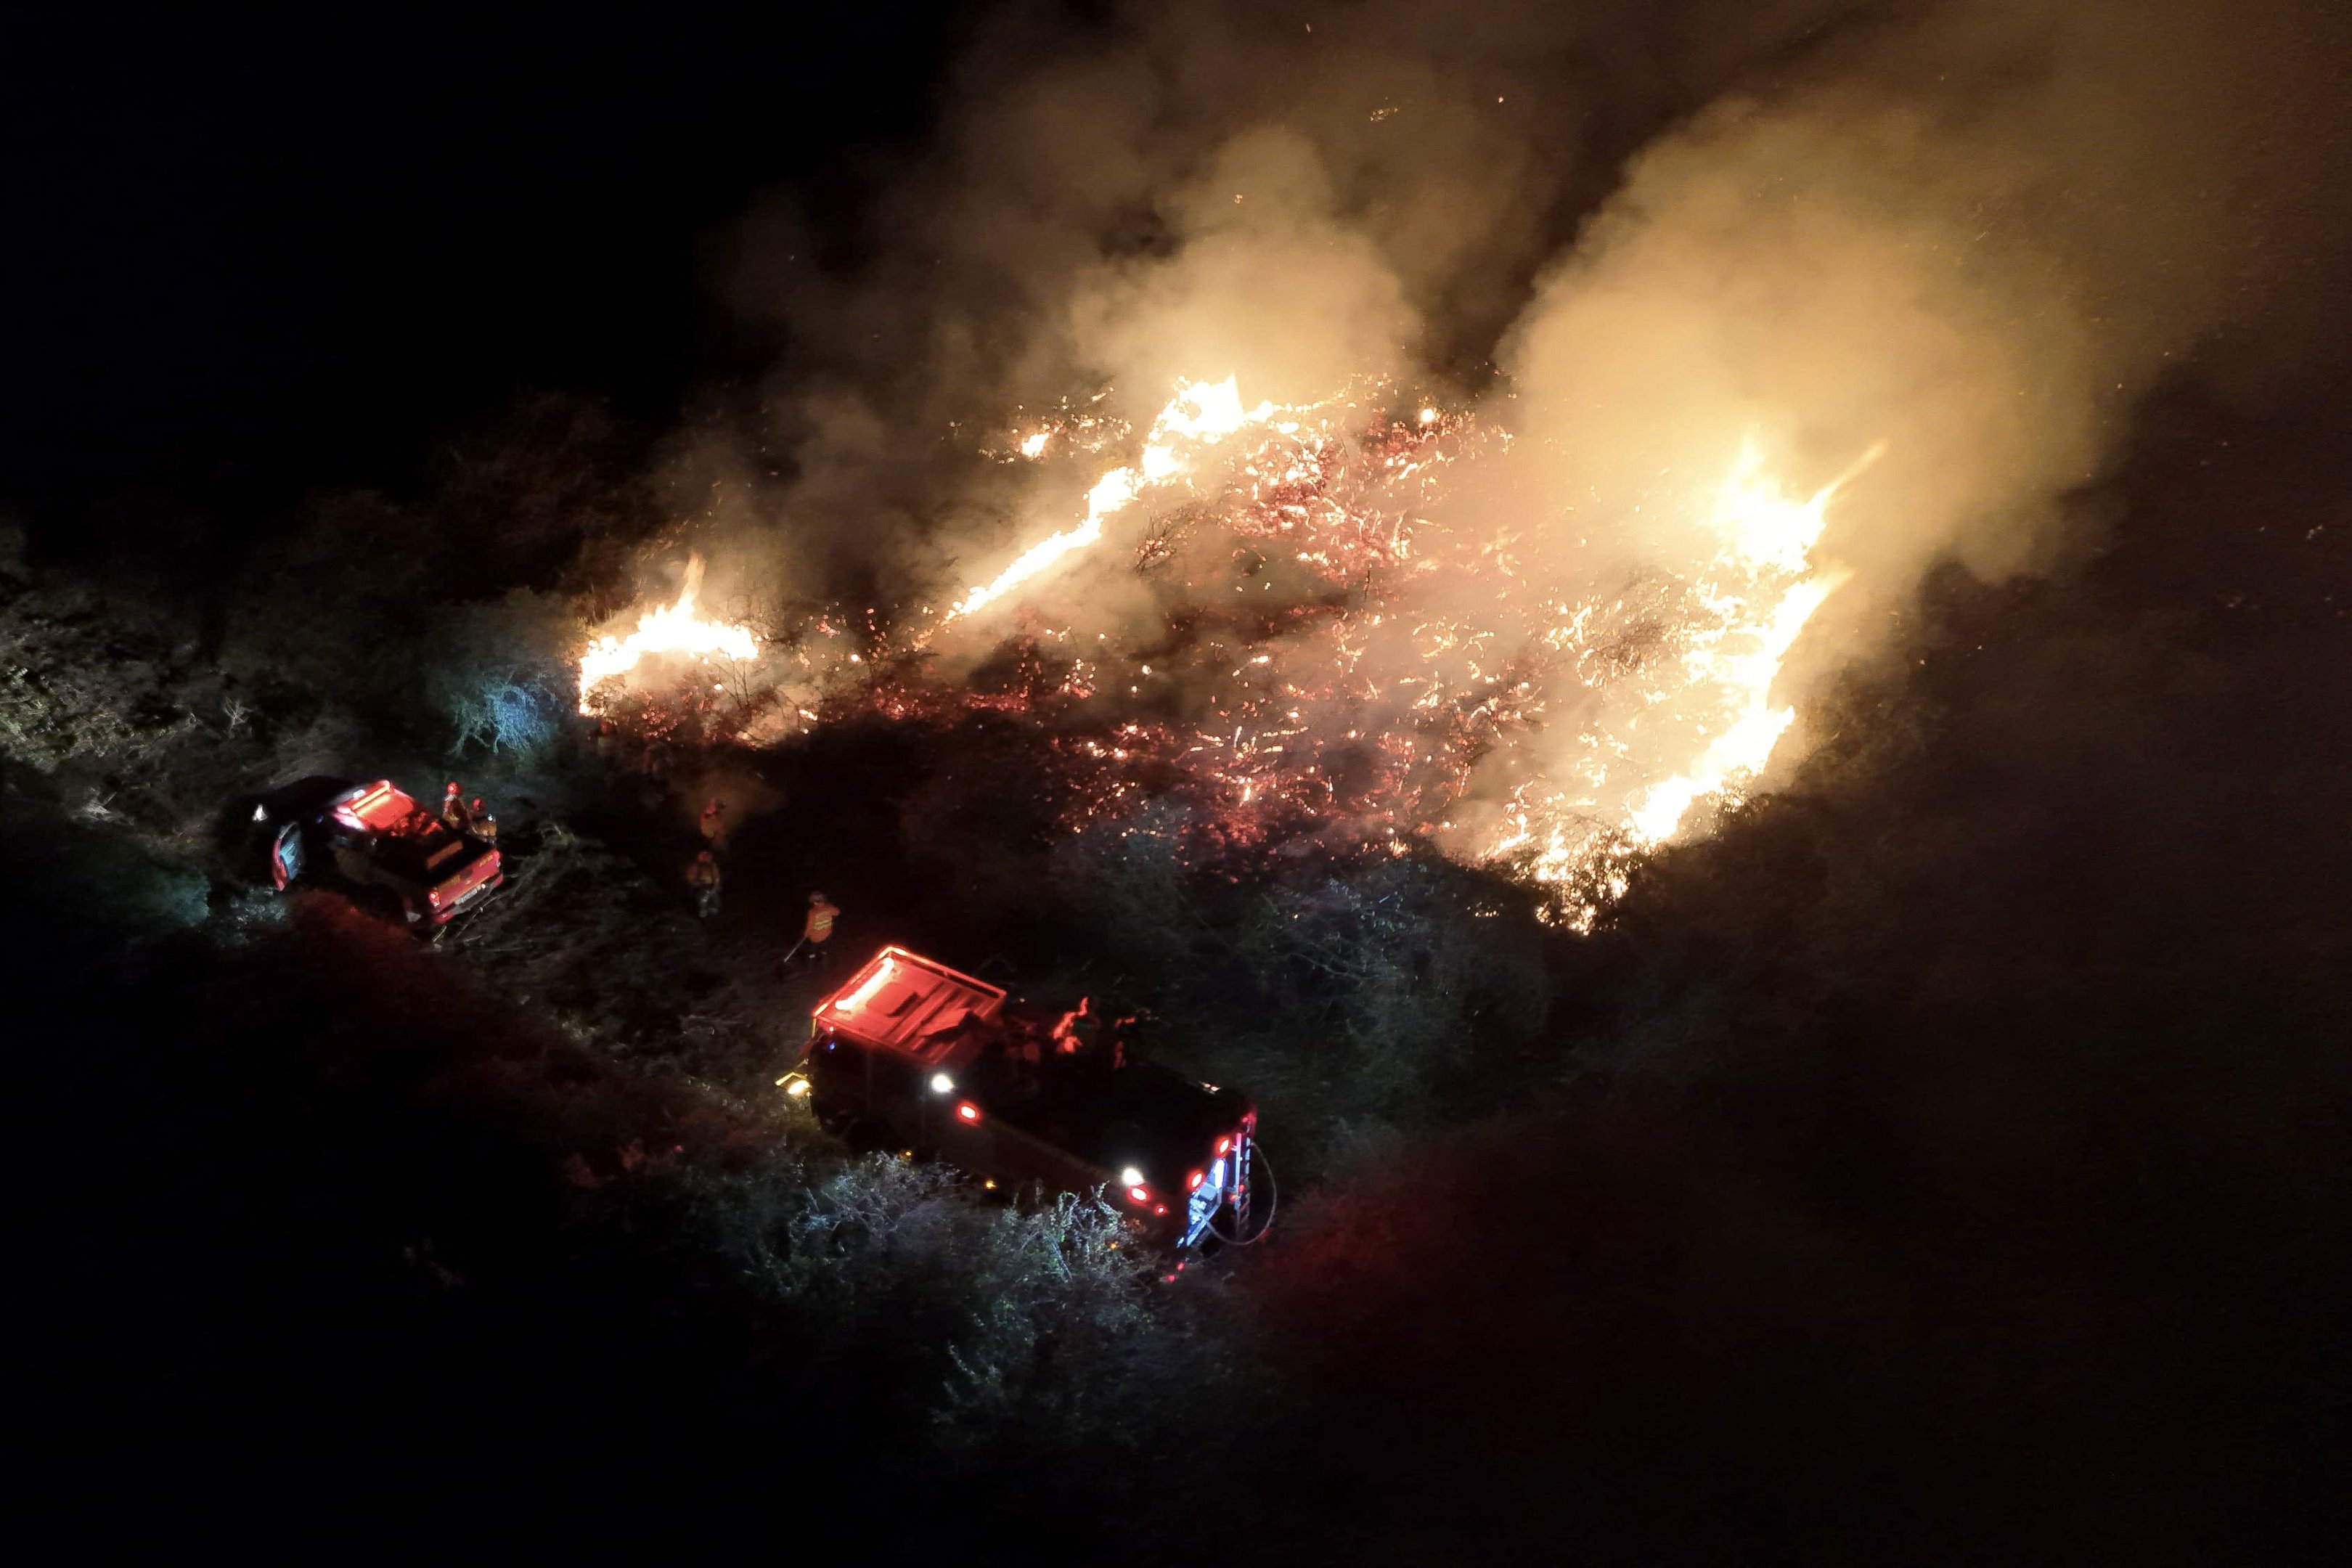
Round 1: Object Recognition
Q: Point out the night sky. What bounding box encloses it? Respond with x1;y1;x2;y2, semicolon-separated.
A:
0;6;962;525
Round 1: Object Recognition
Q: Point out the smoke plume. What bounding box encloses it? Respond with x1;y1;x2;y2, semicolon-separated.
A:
654;0;2351;885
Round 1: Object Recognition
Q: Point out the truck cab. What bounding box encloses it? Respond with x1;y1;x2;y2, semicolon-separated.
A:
800;946;1261;1250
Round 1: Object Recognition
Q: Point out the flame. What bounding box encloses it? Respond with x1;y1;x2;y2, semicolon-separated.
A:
1490;437;1883;906
605;374;1883;932
946;377;1285;621
1622;568;1846;843
576;554;759;714
932;382;1884;921
1618;438;1883;844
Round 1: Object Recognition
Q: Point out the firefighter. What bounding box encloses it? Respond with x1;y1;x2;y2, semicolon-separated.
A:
441;781;465;830
699;796;727;852
1051;996;1095;1055
687;849;722;919
467;797;498;845
801;890;839;966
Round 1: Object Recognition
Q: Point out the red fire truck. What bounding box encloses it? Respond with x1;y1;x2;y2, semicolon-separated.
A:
794;946;1265;1251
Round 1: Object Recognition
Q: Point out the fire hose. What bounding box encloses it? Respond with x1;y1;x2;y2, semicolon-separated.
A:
1204;1143;1278;1246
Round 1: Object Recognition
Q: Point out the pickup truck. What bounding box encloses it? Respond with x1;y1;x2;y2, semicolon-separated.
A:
250;776;503;927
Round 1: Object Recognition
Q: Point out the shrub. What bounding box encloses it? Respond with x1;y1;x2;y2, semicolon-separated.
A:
687;1148;1238;1463
420;590;576;759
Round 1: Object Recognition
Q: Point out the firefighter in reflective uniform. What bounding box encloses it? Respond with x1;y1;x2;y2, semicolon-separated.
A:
442;781;466;830
801;891;839;966
687;850;722;918
467;797;498;845
1052;996;1096;1055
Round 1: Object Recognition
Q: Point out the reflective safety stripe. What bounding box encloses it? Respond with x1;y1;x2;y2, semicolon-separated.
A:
807;910;834;939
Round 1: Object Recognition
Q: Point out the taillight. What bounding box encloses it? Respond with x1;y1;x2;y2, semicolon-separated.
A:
955;1101;983;1125
1215;1135;1233;1156
1127;1184;1151;1205
1186;1169;1204;1191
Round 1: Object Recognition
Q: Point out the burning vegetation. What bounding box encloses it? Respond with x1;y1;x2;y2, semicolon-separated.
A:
577;375;1882;928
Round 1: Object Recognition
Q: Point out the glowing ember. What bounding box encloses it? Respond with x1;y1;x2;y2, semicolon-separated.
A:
946;377;1289;621
675;370;1882;929
576;555;759;714
921;380;1883;921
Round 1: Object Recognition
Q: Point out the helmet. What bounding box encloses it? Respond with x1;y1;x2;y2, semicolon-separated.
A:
809;891;825;903
470;798;485;811
698;849;714;862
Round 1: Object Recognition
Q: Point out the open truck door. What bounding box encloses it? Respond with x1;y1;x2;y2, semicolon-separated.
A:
269;820;304;891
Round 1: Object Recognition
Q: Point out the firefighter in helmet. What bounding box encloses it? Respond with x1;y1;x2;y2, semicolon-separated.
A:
442;781;466;830
467;797;498;845
699;796;727;852
801;890;839;966
687;849;722;919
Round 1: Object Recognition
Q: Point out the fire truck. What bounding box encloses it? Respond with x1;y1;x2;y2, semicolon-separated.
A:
793;946;1265;1251
249;776;504;927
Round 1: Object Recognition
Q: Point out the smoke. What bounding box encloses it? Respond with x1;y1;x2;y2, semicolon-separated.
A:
1505;0;2346;611
663;0;2350;876
1071;126;1419;412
